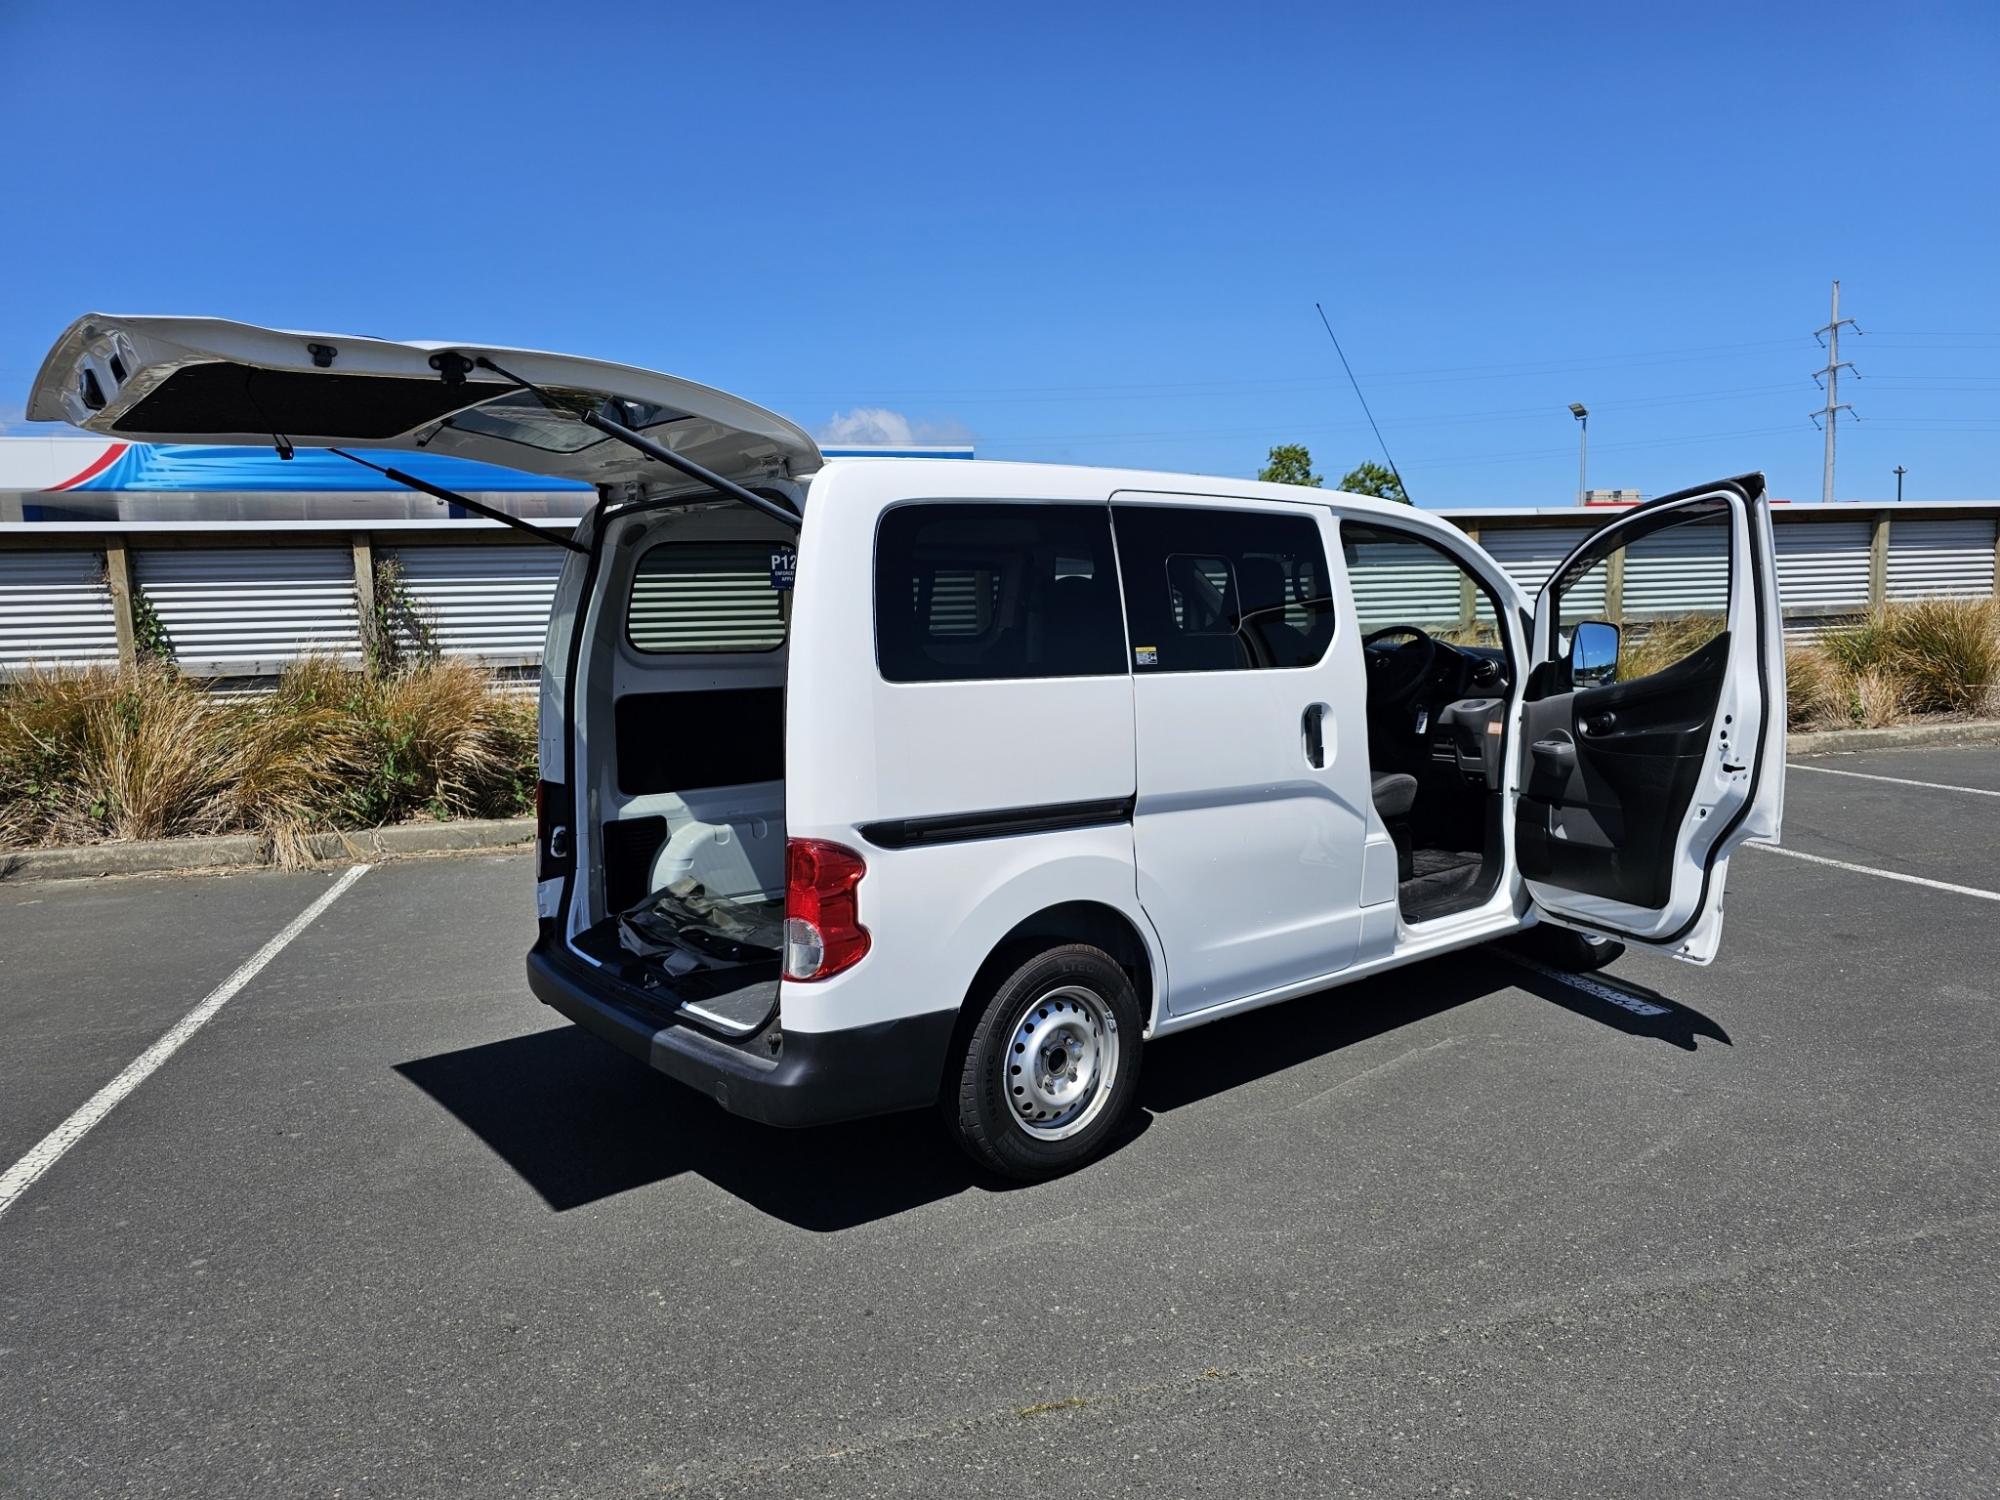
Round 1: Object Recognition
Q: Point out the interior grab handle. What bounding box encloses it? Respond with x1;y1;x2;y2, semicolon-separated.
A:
1531;738;1576;769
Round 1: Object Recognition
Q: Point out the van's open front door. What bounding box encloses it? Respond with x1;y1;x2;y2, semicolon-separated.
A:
1513;476;1785;963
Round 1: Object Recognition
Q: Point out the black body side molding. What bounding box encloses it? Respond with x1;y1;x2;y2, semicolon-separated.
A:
858;796;1136;851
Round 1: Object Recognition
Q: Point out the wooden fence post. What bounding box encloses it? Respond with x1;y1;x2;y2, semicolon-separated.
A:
1602;547;1625;623
104;538;138;668
351;533;377;661
1869;511;1891;612
1457;525;1479;632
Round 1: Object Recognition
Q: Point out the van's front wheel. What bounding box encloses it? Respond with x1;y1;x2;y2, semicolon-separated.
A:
1512;922;1625;973
949;944;1144;1181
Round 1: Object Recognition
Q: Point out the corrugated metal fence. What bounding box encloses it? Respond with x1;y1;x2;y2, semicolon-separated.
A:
133;548;364;674
2;503;1995;679
386;545;564;665
0;551;121;671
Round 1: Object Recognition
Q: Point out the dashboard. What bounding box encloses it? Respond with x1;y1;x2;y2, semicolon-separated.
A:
1364;634;1515;788
1429;642;1510;703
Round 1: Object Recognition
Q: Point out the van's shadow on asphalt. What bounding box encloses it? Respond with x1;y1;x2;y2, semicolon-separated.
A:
395;948;1728;1231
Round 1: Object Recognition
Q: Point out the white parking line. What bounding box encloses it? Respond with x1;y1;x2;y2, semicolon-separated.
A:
1746;842;2000;903
1791;763;2000;798
0;863;370;1222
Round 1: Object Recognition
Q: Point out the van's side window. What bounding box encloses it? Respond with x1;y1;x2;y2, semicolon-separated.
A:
1341;522;1508;648
1111;505;1335;671
627;541;788;654
874;504;1126;682
1547;498;1732;686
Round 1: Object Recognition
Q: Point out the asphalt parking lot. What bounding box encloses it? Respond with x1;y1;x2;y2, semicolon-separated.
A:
2;744;1997;1499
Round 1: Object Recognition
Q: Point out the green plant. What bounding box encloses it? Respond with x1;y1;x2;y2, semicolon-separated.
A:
130;586;176;663
364;557;439;676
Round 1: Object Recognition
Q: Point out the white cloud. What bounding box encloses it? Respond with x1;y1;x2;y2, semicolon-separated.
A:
821;407;915;445
818;408;974;447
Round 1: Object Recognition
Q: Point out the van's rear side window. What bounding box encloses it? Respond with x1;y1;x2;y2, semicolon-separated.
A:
627;541;787;654
874;504;1126;682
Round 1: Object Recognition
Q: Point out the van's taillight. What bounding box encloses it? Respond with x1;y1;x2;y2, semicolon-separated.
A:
784;839;870;982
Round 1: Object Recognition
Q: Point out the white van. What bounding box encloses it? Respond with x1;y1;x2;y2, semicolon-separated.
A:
31;317;1787;1179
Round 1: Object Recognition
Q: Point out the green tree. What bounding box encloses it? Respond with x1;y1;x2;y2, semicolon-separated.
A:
1257;444;1323;487
1338;460;1410;504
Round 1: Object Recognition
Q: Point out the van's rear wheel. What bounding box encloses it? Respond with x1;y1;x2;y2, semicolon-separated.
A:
949;944;1143;1181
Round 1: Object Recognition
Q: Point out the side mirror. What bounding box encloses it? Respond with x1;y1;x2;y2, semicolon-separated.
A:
1570;620;1620;687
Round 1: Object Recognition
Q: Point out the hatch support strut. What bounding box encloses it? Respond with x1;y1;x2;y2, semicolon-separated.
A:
326;448;590;554
469;357;804;532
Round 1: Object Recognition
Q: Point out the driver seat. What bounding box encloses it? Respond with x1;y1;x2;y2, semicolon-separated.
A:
1371;772;1418;881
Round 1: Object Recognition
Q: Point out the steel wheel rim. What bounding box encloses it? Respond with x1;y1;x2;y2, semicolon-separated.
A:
1002;984;1119;1142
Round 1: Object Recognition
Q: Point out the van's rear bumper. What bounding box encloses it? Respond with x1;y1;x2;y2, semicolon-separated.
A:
526;941;956;1128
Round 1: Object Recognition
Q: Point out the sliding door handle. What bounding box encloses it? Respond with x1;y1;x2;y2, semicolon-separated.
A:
1302;703;1328;768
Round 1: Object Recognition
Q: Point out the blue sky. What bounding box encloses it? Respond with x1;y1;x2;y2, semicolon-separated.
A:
2;1;1995;505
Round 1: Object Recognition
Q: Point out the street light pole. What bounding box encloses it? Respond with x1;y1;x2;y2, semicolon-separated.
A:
1894;465;1906;503
1569;404;1589;505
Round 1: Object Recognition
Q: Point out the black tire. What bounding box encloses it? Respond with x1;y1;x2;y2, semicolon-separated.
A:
1513;922;1625;973
948;943;1144;1182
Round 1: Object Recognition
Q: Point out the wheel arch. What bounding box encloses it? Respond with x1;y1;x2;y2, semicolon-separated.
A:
941;899;1160;1091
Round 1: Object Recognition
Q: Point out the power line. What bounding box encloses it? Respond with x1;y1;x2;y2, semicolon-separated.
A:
1398;424;1807;472
754;335;1815;404
976;383;1809;447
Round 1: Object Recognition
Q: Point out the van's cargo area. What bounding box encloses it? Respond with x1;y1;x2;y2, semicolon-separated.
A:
583;772;789;1038
563;515;797;1031
573;878;782;1037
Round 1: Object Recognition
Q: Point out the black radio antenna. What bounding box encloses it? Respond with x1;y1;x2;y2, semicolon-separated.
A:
1314;302;1410;502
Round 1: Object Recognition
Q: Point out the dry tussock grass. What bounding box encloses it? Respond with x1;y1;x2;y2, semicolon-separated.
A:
1626;599;1998;732
1804;597;1999;729
0;657;537;850
1784;646;1851;731
1850;666;1909;728
1620;612;1727;682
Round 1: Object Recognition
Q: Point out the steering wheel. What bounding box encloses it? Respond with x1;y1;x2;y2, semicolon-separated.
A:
1362;625;1438;706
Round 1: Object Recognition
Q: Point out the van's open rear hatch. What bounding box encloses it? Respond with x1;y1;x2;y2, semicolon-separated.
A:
27;314;820;493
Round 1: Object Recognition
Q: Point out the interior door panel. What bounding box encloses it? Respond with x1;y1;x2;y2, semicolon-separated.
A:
1516;634;1729;910
1511;474;1785;960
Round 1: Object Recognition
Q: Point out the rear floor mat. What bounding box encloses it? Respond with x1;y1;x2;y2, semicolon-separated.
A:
1401;848;1489;923
1409;847;1481;880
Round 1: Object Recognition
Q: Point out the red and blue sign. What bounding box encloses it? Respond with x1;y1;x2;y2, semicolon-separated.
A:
44;442;589;493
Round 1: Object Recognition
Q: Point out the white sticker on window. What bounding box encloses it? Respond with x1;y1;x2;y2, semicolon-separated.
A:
1134;645;1158;667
